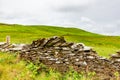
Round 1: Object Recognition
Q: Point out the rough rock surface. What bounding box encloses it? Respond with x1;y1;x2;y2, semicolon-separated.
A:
19;36;120;79
110;51;120;73
0;42;26;52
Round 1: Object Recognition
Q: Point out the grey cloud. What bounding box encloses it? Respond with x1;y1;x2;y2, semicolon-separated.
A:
84;0;120;22
54;0;95;13
56;5;88;13
0;0;120;35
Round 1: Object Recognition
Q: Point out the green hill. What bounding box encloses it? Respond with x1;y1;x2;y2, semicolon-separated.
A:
0;23;100;43
0;23;120;80
0;23;120;56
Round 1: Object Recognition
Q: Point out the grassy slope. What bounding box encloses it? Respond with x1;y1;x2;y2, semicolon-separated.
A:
0;23;120;80
0;23;120;57
0;23;99;43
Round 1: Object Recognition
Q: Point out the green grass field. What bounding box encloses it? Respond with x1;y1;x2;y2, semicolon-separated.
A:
0;23;120;56
0;23;120;80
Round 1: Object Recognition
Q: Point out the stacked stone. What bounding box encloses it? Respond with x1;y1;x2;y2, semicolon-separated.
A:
0;42;25;52
0;42;12;52
19;36;118;79
110;51;120;73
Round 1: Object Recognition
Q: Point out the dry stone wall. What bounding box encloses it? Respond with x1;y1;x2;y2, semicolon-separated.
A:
18;36;120;79
110;51;120;73
0;36;120;79
0;42;26;52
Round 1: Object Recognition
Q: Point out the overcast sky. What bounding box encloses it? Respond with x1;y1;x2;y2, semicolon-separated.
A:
0;0;120;35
